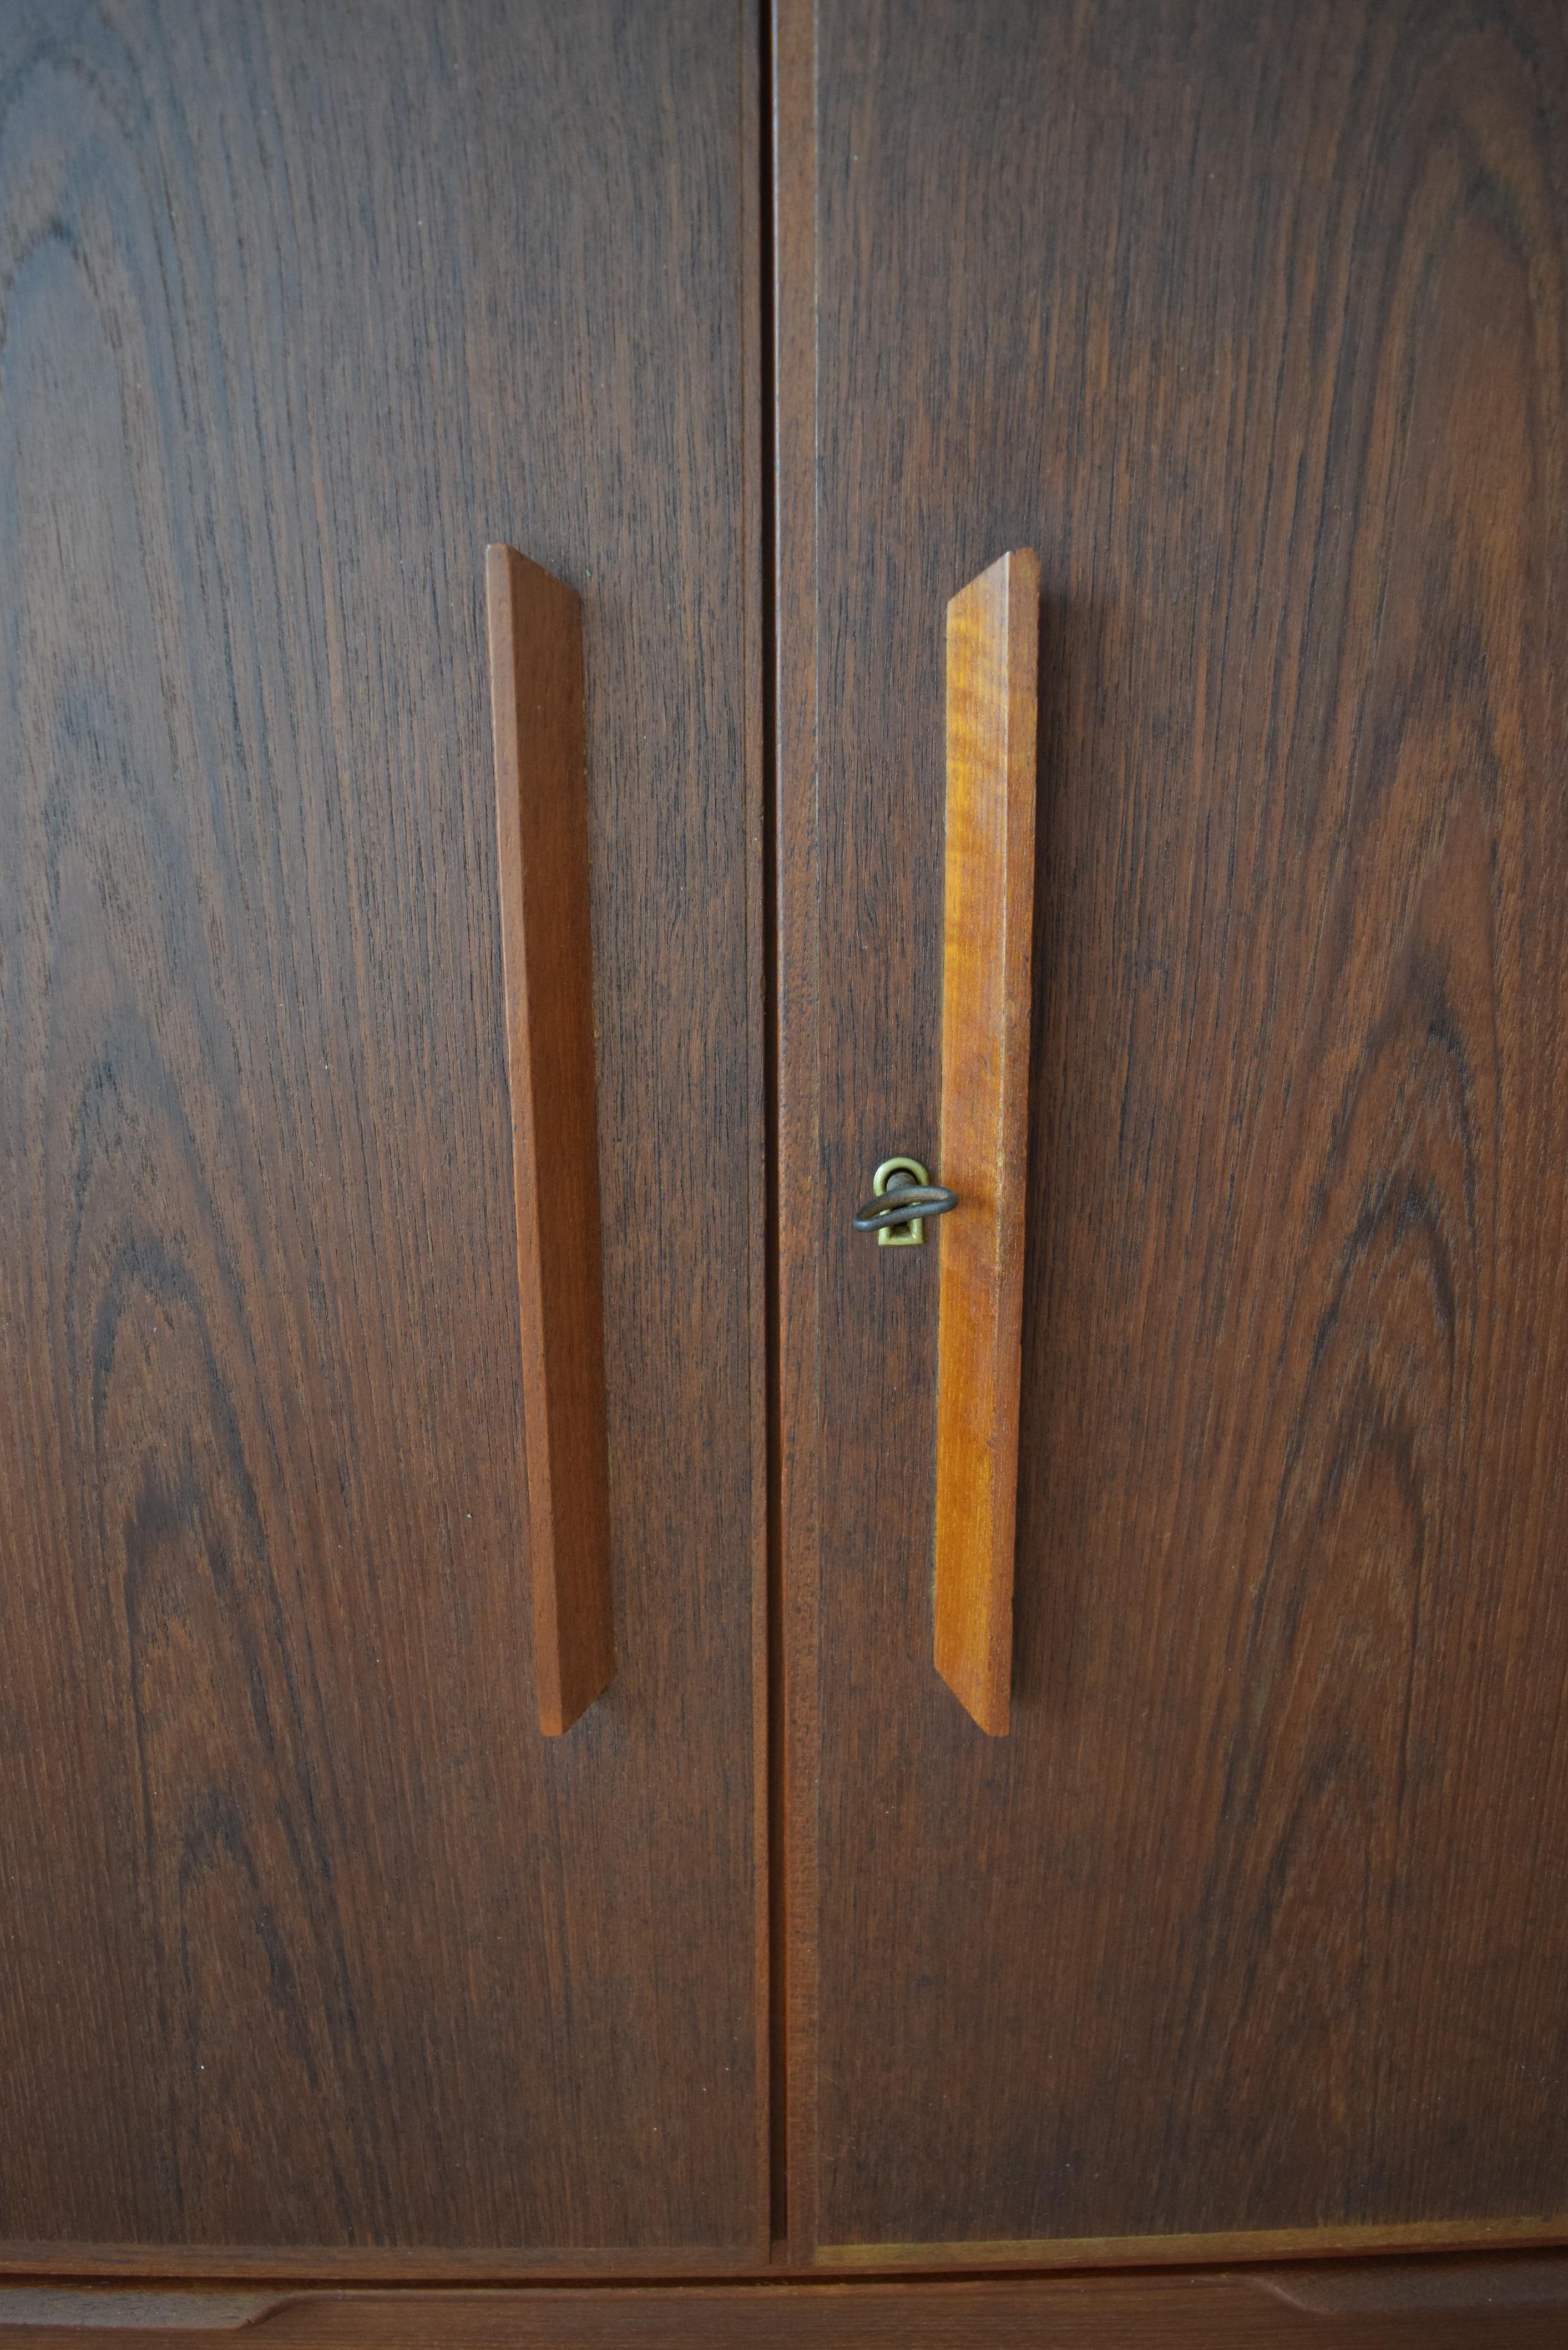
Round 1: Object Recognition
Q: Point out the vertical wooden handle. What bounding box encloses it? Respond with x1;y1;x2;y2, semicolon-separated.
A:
934;548;1040;1736
485;544;615;1735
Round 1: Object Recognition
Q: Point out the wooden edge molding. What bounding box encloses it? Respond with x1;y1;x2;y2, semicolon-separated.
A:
0;2292;275;2335
1260;2253;1568;2314
5;2255;1568;2346
484;543;615;1735
813;2211;1568;2272
934;547;1040;1736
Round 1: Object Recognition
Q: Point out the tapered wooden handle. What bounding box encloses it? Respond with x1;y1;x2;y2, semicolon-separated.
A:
485;544;615;1735
934;548;1040;1735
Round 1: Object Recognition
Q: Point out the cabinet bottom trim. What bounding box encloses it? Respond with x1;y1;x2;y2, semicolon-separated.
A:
814;2212;1568;2271
4;2258;1568;2347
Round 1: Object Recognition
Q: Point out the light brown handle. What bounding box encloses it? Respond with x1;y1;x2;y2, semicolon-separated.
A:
485;544;615;1735
934;548;1040;1735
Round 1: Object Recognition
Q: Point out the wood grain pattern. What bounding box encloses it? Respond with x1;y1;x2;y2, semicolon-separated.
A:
770;0;825;2264
0;0;763;2265
934;549;1039;1735
776;0;1568;2261
485;547;614;1735
6;2258;1568;2348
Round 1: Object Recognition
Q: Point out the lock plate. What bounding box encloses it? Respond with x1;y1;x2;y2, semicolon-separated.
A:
872;1155;932;1246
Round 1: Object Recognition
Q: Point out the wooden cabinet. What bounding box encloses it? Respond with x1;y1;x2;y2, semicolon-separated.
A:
4;1;1568;2341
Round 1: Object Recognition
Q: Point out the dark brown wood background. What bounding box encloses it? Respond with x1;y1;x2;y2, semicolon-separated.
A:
0;0;763;2264
10;0;1568;2295
777;0;1568;2256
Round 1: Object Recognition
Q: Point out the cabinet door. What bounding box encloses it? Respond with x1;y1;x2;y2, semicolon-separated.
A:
0;0;763;2271
777;0;1568;2265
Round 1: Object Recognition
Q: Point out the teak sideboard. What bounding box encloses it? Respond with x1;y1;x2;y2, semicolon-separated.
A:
5;3;1568;2343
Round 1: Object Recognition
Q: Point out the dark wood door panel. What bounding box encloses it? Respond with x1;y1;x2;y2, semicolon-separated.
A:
777;0;1568;2256
0;0;762;2262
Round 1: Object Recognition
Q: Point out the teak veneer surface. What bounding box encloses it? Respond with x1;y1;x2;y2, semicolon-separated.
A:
934;549;1039;1734
0;0;763;2265
485;547;615;1736
9;0;1568;2314
775;0;1568;2258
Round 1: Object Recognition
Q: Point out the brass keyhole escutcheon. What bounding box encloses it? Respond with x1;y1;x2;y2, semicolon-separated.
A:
872;1155;932;1247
